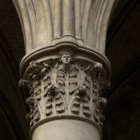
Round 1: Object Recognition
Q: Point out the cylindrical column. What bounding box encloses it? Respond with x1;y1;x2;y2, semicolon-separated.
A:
32;120;101;140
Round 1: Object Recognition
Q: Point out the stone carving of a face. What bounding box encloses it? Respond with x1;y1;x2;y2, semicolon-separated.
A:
60;54;72;64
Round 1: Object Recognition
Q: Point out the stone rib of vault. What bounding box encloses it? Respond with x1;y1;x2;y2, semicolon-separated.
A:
12;0;115;54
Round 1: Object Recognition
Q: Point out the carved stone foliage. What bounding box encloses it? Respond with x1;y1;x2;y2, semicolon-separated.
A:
19;52;110;127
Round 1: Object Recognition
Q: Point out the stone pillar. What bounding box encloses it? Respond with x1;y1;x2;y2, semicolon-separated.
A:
13;0;115;140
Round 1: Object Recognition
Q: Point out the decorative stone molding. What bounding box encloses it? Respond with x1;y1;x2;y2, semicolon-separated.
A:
19;50;110;133
12;0;116;54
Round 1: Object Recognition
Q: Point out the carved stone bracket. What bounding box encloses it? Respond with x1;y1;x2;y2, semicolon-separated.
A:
19;51;110;130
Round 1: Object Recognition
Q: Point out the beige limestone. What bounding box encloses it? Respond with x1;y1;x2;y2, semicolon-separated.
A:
12;0;116;140
12;0;115;54
32;119;101;140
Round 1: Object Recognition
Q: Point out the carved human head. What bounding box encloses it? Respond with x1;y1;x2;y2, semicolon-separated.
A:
59;50;74;64
60;52;72;64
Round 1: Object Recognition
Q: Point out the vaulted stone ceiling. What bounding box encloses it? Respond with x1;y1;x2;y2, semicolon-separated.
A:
106;0;140;80
0;0;139;140
104;0;140;139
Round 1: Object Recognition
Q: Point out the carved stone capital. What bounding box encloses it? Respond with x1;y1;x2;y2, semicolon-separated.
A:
19;50;109;135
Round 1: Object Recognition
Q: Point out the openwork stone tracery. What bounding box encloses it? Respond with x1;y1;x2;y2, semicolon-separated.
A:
19;50;110;129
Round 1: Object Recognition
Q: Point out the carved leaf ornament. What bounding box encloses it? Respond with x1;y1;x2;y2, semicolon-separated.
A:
19;52;110;127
